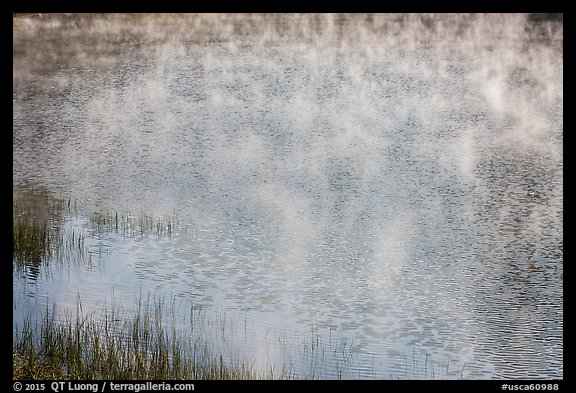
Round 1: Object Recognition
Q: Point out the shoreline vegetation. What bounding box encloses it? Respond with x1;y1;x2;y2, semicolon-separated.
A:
12;196;456;380
12;190;355;380
13;188;462;380
13;297;463;380
13;293;362;380
13;295;459;380
13;298;278;380
13;185;184;277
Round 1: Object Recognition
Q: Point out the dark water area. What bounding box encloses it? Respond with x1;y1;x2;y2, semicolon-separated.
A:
13;13;562;379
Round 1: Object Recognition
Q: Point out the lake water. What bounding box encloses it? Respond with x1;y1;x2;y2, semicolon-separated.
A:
13;13;563;379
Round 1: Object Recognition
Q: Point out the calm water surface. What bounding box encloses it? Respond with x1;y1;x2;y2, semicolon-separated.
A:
13;14;563;379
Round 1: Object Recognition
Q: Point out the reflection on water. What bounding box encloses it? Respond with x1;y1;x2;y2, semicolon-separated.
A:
13;13;562;379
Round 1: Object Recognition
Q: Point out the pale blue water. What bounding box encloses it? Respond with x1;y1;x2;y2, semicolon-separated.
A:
13;13;563;379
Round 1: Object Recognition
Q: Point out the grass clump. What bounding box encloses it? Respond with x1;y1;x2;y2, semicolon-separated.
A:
90;211;179;240
13;299;273;380
13;221;53;265
13;187;89;276
13;186;66;270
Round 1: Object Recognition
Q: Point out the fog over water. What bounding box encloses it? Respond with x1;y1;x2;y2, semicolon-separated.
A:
13;13;562;379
